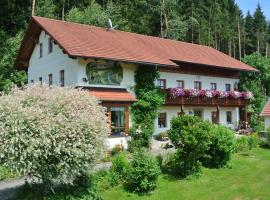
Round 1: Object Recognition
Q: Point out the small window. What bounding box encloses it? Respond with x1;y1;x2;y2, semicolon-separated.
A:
210;83;217;90
39;77;42;85
60;70;65;87
39;43;43;58
234;82;238;91
225;84;231;92
30;80;34;83
48;38;53;54
156;79;166;89
177;80;185;89
194;110;203;119
226;111;232;124
211;111;218;124
48;74;53;86
194;81;202;90
158;113;167;128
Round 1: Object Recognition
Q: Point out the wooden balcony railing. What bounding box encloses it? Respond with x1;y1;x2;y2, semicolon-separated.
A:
162;89;250;107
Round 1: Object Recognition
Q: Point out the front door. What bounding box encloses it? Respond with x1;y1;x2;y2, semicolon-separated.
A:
111;107;126;135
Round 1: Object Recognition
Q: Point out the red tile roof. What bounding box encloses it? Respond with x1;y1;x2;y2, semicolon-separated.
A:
88;88;136;102
261;100;270;117
16;16;258;72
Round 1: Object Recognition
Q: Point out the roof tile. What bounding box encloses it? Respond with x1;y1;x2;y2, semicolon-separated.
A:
261;100;270;117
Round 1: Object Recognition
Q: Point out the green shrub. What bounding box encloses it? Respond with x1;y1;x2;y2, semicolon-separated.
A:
111;153;130;180
0;86;109;187
167;115;212;178
111;144;124;156
266;128;270;146
248;132;260;149
17;174;102;200
125;150;161;193
155;131;169;141
235;136;249;152
202;125;235;168
0;165;17;181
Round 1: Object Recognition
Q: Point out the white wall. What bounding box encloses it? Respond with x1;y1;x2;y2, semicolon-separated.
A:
154;106;239;134
28;31;79;86
265;117;270;130
159;72;239;91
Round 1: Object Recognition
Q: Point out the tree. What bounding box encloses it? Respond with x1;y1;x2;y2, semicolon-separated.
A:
0;86;109;187
0;32;27;92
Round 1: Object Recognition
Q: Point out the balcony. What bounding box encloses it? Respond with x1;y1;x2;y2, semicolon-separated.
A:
162;88;252;107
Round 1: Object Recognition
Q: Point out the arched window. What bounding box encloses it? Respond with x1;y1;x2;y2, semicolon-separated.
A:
86;61;123;85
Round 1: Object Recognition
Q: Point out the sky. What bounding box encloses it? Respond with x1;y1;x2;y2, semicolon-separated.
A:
235;0;270;19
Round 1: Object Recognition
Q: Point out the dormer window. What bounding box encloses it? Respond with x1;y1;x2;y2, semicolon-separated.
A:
48;38;53;54
39;43;43;58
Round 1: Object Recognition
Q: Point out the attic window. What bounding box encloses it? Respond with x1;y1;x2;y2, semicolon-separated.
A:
48;38;53;54
39;43;43;58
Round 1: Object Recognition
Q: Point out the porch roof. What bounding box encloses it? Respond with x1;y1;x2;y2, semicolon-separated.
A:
88;88;137;102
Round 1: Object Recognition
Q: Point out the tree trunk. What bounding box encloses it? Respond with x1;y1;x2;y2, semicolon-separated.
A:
233;41;236;58
257;31;260;53
238;20;242;61
62;2;65;21
228;40;232;57
266;43;269;58
32;0;36;16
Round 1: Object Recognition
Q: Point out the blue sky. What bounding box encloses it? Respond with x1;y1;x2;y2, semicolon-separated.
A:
235;0;270;19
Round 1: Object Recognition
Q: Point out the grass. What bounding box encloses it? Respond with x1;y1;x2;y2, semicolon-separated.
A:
0;165;18;181
101;148;270;200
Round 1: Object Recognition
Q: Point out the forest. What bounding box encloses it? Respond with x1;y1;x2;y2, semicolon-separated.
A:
0;0;269;128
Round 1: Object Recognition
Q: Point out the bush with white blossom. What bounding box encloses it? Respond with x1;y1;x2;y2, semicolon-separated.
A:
0;85;109;186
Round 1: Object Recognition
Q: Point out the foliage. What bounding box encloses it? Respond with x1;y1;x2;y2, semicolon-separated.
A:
131;66;164;147
155;131;169;141
102;148;270;200
248;132;261;149
235;136;249;152
167;115;212;178
240;53;270;132
16;174;103;200
111;153;130;181
0;165;17;181
0;32;27;92
111;144;124;156
125;150;161;193
202;125;235;168
266;128;270;147
0;85;109;187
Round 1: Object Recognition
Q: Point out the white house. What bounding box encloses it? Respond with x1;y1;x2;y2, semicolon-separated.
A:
261;100;270;130
15;16;258;149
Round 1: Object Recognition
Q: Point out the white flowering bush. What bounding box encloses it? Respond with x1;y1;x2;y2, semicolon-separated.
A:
0;85;109;185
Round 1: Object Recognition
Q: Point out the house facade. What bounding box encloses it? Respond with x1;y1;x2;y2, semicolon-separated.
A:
261;100;270;130
16;17;258;149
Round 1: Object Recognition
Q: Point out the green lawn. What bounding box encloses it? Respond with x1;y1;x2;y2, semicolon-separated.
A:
101;148;270;200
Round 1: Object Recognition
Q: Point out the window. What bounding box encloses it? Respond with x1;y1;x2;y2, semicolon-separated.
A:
48;74;53;86
194;110;203;119
48;38;53;54
211;111;218;124
210;83;217;90
86;61;123;85
39;43;43;58
30;80;34;84
177;80;185;89
39;77;42;85
194;81;202;90
111;107;126;135
225;84;231;92
158;113;167;128
234;82;239;91
60;70;64;87
156;79;166;89
226;111;232;124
